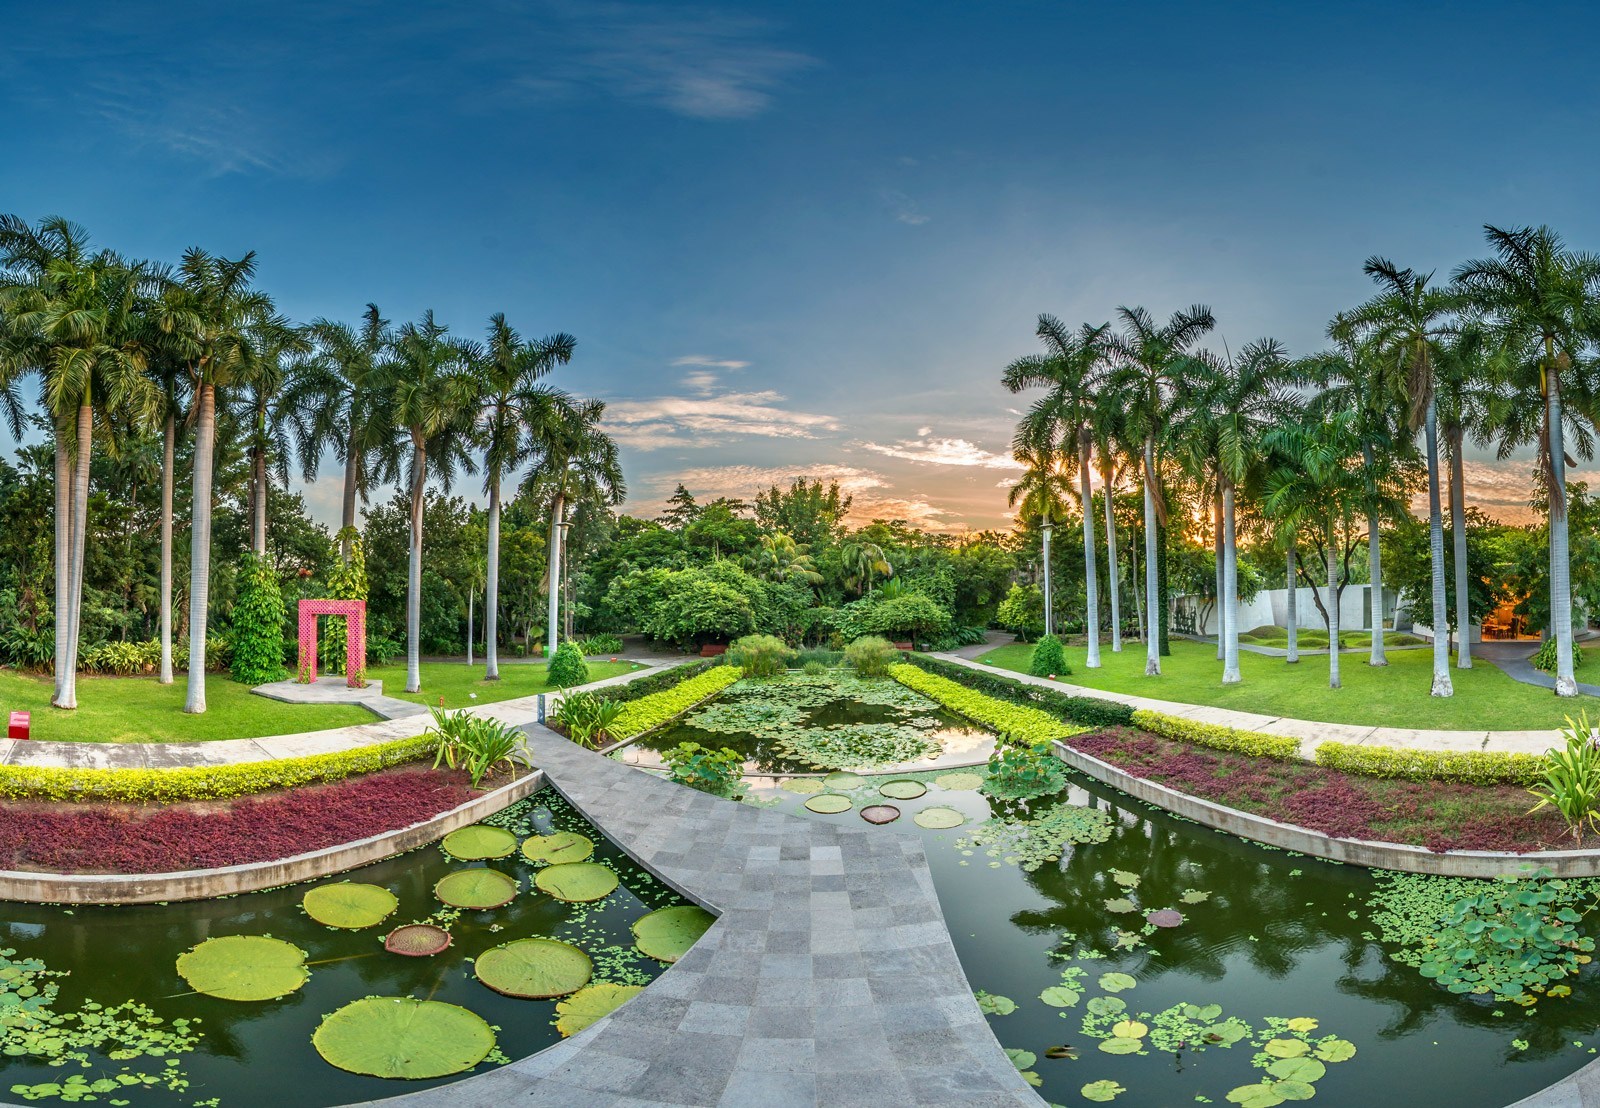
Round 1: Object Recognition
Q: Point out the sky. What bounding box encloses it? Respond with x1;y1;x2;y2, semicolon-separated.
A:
5;1;1600;530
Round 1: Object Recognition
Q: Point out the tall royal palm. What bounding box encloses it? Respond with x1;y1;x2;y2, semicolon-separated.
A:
1090;390;1132;652
1342;259;1458;697
1435;325;1495;669
236;321;309;555
1456;225;1600;697
1004;316;1110;666
475;313;575;680
143;271;191;684
1105;305;1216;675
1006;436;1072;636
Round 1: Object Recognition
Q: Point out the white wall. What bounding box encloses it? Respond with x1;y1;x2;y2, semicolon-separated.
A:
1178;586;1397;635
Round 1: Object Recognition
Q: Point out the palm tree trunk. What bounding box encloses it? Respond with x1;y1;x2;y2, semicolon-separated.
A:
1326;524;1341;689
58;404;94;710
1548;353;1577;697
251;445;268;555
546;493;565;659
159;411;175;684
1363;442;1387;667
1213;494;1224;656
1041;520;1054;638
1130;522;1144;640
406;440;426;694
1143;437;1161;676
1285;545;1299;664
484;475;501;680
1221;479;1241;684
1424;396;1453;696
1079;433;1100;668
1101;458;1122;651
340;424;360;556
1449;426;1472;669
51;433;70;705
185;385;217;714
467;588;474;667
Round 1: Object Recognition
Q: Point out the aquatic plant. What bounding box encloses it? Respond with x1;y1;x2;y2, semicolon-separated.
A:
434;867;519;909
773;722;940;770
955;802;1113;871
473;938;593;998
982;741;1067;800
302;882;399;929
607;665;742;739
175;936;309;1002
554;983;644;1037
631;906;715;963
441;824;519;860
844;634;901;677
521;830;595;865
535;862;620;903
312;997;496;1078
662;741;746;796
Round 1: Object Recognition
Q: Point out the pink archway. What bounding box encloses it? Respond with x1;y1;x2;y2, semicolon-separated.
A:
297;599;367;687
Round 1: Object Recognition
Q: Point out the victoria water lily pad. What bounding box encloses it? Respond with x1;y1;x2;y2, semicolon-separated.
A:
302;883;399;930
1097;972;1136;993
823;771;865;791
860;804;901;824
632;905;716;963
1039;986;1080;1007
779;777;825;794
440;824;518;860
473;938;592;998
313;997;495;1078
934;771;984;791
1146;909;1184;928
878;779;927;800
554;983;645;1037
520;831;594;866
435;868;519;909
804;793;854;814
385;924;452;956
1081;1080;1126;1102
175;935;309;1001
536;862;620;903
914;806;966;829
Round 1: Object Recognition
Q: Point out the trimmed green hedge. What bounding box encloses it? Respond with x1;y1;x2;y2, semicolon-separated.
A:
902;654;1135;729
608;665;743;741
889;663;1089;746
1129;709;1302;761
1314;741;1546;786
598;659;721;705
0;733;437;804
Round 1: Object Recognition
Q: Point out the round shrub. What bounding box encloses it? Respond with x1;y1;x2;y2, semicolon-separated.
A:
1029;634;1068;678
727;634;794;678
802;660;828;676
547;642;590;688
231;553;288;685
845;635;901;678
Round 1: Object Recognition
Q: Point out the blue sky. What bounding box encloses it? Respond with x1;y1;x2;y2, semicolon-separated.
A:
5;1;1598;528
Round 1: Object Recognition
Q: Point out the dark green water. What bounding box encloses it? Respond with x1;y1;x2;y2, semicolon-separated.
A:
752;773;1600;1108
0;792;683;1108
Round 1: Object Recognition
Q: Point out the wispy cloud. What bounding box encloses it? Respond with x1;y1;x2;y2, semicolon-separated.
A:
858;434;1021;469
672;354;750;369
881;189;930;225
642;463;964;532
604;371;840;450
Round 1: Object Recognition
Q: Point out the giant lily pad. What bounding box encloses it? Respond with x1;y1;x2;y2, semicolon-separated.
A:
878;779;927;800
860;804;901;824
632;905;715;963
313;997;495;1078
385;924;452;956
779;777;825;794
914;806;965;829
934;772;984;791
804;793;853;814
823;772;865;791
441;825;518;860
535;862;619;903
554;983;644;1037
435;868;519;909
303;883;399;930
520;831;594;866
474;938;592;998
175;935;309;1001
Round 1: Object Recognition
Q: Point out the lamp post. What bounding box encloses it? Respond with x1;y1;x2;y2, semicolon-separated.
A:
1041;518;1054;638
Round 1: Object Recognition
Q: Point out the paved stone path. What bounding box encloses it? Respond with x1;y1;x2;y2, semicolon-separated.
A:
251;675;427;720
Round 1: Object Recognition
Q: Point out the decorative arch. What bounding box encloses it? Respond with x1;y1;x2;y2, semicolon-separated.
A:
297;599;367;687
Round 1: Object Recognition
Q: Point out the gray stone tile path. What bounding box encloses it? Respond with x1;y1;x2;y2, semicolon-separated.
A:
251;675;428;719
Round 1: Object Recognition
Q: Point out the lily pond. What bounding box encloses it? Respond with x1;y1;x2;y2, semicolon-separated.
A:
0;791;705;1108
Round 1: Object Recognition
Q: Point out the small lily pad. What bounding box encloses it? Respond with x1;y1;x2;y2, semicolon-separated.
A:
435;868;519;909
302;883;398;930
535;862;619;903
385;924;452;956
879;779;927;800
1263;1038;1309;1059
1227;1084;1286;1108
554;983;644;1037
780;777;825;794
1267;1057;1326;1083
805;793;854;814
1103;898;1138;913
1086;996;1126;1017
175;936;309;1002
1111;1020;1148;1039
1082;1080;1126;1102
1146;909;1184;929
1312;1038;1355;1062
1180;888;1211;904
1182;1003;1224;1022
1110;870;1140;888
1273;1080;1317;1101
914;806;966;829
632;905;716;963
520;831;594;866
976;991;1016;1016
860;804;901;824
934;772;984;791
1005;1048;1037;1070
1040;986;1080;1007
1098;1038;1141;1054
1205;1021;1249;1046
1097;972;1136;993
823;772;865;791
474;938;592;998
313;997;495;1078
441;825;518;860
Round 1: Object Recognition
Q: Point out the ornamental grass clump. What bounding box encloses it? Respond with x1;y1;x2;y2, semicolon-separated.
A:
1028;633;1069;678
553;691;623;748
726;633;794;677
845;635;901;677
1531;637;1584;675
428;708;523;788
1528;714;1600;843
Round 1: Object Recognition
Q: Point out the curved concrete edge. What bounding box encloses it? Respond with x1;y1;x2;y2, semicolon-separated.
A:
0;770;545;905
1509;1061;1600;1106
1052;740;1600;877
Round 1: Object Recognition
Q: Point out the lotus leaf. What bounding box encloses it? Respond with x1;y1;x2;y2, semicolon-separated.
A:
975;991;1016;1016
878;779;927;800
1081;1080;1126;1102
860;804;901;824
474;938;592;998
435;868;519;909
520;831;594;866
302;883;398;930
1098;1038;1141;1054
1097;972;1136;993
1226;1084;1286;1108
804;793;853;814
312;997;495;1078
1182;1003;1223;1023
554;983;644;1037
1267;1057;1325;1083
1205;1021;1248;1046
1312;1038;1355;1062
934;772;984;791
1086;996;1126;1017
1111;1020;1148;1038
1103;898;1137;913
823;772;865;791
1039;986;1079;1008
1263;1038;1308;1059
440;825;518;860
535;862;619;903
780;777;825;794
914;806;966;829
175;936;308;1002
632;905;715;963
385;924;452;956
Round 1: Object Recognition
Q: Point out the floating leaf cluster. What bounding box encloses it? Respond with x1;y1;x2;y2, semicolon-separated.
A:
955;802;1113;871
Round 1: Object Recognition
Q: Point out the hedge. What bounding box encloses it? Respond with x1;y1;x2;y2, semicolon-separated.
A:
902;654;1135;729
1129;709;1302;761
1314;741;1546;786
0;733;438;804
598;659;721;705
607;665;743;741
889;664;1089;746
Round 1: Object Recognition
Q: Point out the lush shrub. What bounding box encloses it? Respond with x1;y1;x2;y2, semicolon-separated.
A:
231;553;289;685
81;640;160;676
428;708;524;788
922;624;989;652
1130;709;1301;761
577;633;625;656
547;641;590;688
1029;634;1069;678
1314;740;1544;785
995;582;1046;641
727;633;794;677
796;648;843;668
553;691;624;749
983;742;1067;800
4;625;55;671
598;659;720;704
889;663;1087;745
608;666;743;740
1528;715;1600;843
866;592;951;645
1531;637;1583;674
903;654;1135;729
0;733;437;804
662;741;745;797
845;635;902;677
175;632;232;673
802;660;829;676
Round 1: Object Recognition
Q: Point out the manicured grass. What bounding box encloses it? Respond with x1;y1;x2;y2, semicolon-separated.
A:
1237;628;1428;649
976;639;1600;731
0;668;372;744
368;659;642;710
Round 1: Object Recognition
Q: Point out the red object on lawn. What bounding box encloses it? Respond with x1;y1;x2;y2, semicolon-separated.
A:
7;711;27;740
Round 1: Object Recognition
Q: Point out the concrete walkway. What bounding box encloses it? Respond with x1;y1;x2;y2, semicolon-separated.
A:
251;676;427;720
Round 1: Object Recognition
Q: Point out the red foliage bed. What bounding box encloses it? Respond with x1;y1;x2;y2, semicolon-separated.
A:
0;766;481;874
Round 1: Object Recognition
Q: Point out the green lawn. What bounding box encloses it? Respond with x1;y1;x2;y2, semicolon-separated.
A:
976;639;1599;731
1236;629;1428;649
0;669;372;744
368;659;642;710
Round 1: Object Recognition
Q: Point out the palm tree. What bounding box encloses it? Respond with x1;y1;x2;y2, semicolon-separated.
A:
1091;392;1132;652
1004;316;1110;666
1105;305;1217;675
143;271;191;684
1006;436;1072;636
1458;226;1600;696
840;538;893;597
1435;325;1496;669
235;321;308;555
473;313;575;680
753;532;824;586
1342;258;1458;697
391;311;480;694
521;397;624;659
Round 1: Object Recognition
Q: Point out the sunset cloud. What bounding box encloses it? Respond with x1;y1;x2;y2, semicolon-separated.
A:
858;435;1021;469
605;380;840;450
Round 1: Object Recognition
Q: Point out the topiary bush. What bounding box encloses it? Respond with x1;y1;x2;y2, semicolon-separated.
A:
231;553;288;685
726;634;793;677
1029;634;1068;678
547;642;590;688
